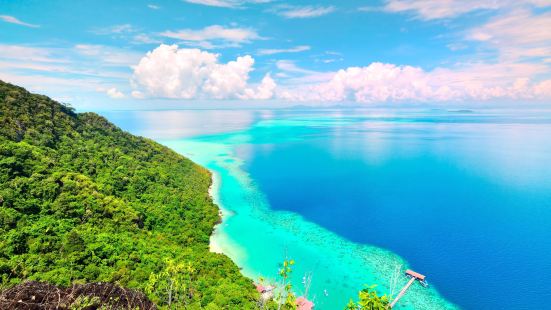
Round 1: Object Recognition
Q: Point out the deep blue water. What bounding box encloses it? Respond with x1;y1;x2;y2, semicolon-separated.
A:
104;108;551;309
234;110;551;309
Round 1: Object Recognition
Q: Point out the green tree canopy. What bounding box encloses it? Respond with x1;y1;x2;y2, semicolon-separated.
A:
0;80;258;309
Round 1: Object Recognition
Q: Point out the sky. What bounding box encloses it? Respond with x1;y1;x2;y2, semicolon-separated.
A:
1;0;551;110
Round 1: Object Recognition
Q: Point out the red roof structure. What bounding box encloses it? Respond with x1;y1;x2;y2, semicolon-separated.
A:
255;284;265;293
405;269;426;281
296;296;314;310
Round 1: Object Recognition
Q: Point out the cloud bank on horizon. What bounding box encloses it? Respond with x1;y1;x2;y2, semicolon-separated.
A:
1;0;551;107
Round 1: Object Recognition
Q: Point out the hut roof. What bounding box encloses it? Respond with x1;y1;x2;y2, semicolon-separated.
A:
255;284;265;293
296;296;314;310
406;269;426;281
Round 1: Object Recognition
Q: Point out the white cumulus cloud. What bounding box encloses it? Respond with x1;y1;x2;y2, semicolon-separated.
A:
131;44;276;100
106;87;125;99
277;62;551;103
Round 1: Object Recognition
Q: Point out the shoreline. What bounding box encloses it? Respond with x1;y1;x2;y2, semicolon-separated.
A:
207;168;246;264
163;138;458;310
208;170;226;255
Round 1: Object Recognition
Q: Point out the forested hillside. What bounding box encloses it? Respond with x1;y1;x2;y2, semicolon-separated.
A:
0;80;258;308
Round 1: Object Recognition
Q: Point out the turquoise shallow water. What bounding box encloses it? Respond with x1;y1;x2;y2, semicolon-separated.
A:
161;139;454;310
103;108;551;309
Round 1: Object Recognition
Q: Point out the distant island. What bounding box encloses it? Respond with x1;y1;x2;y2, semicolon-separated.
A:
447;109;474;113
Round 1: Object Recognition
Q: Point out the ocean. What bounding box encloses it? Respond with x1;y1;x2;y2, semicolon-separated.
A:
103;108;551;309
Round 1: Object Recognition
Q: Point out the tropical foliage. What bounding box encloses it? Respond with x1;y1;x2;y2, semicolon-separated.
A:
0;80;258;309
345;285;390;310
0;80;397;309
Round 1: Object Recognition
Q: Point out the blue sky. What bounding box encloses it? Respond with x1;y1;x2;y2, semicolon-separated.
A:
1;0;550;110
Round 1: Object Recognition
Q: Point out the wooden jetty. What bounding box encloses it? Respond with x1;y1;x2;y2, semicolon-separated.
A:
389;269;428;308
